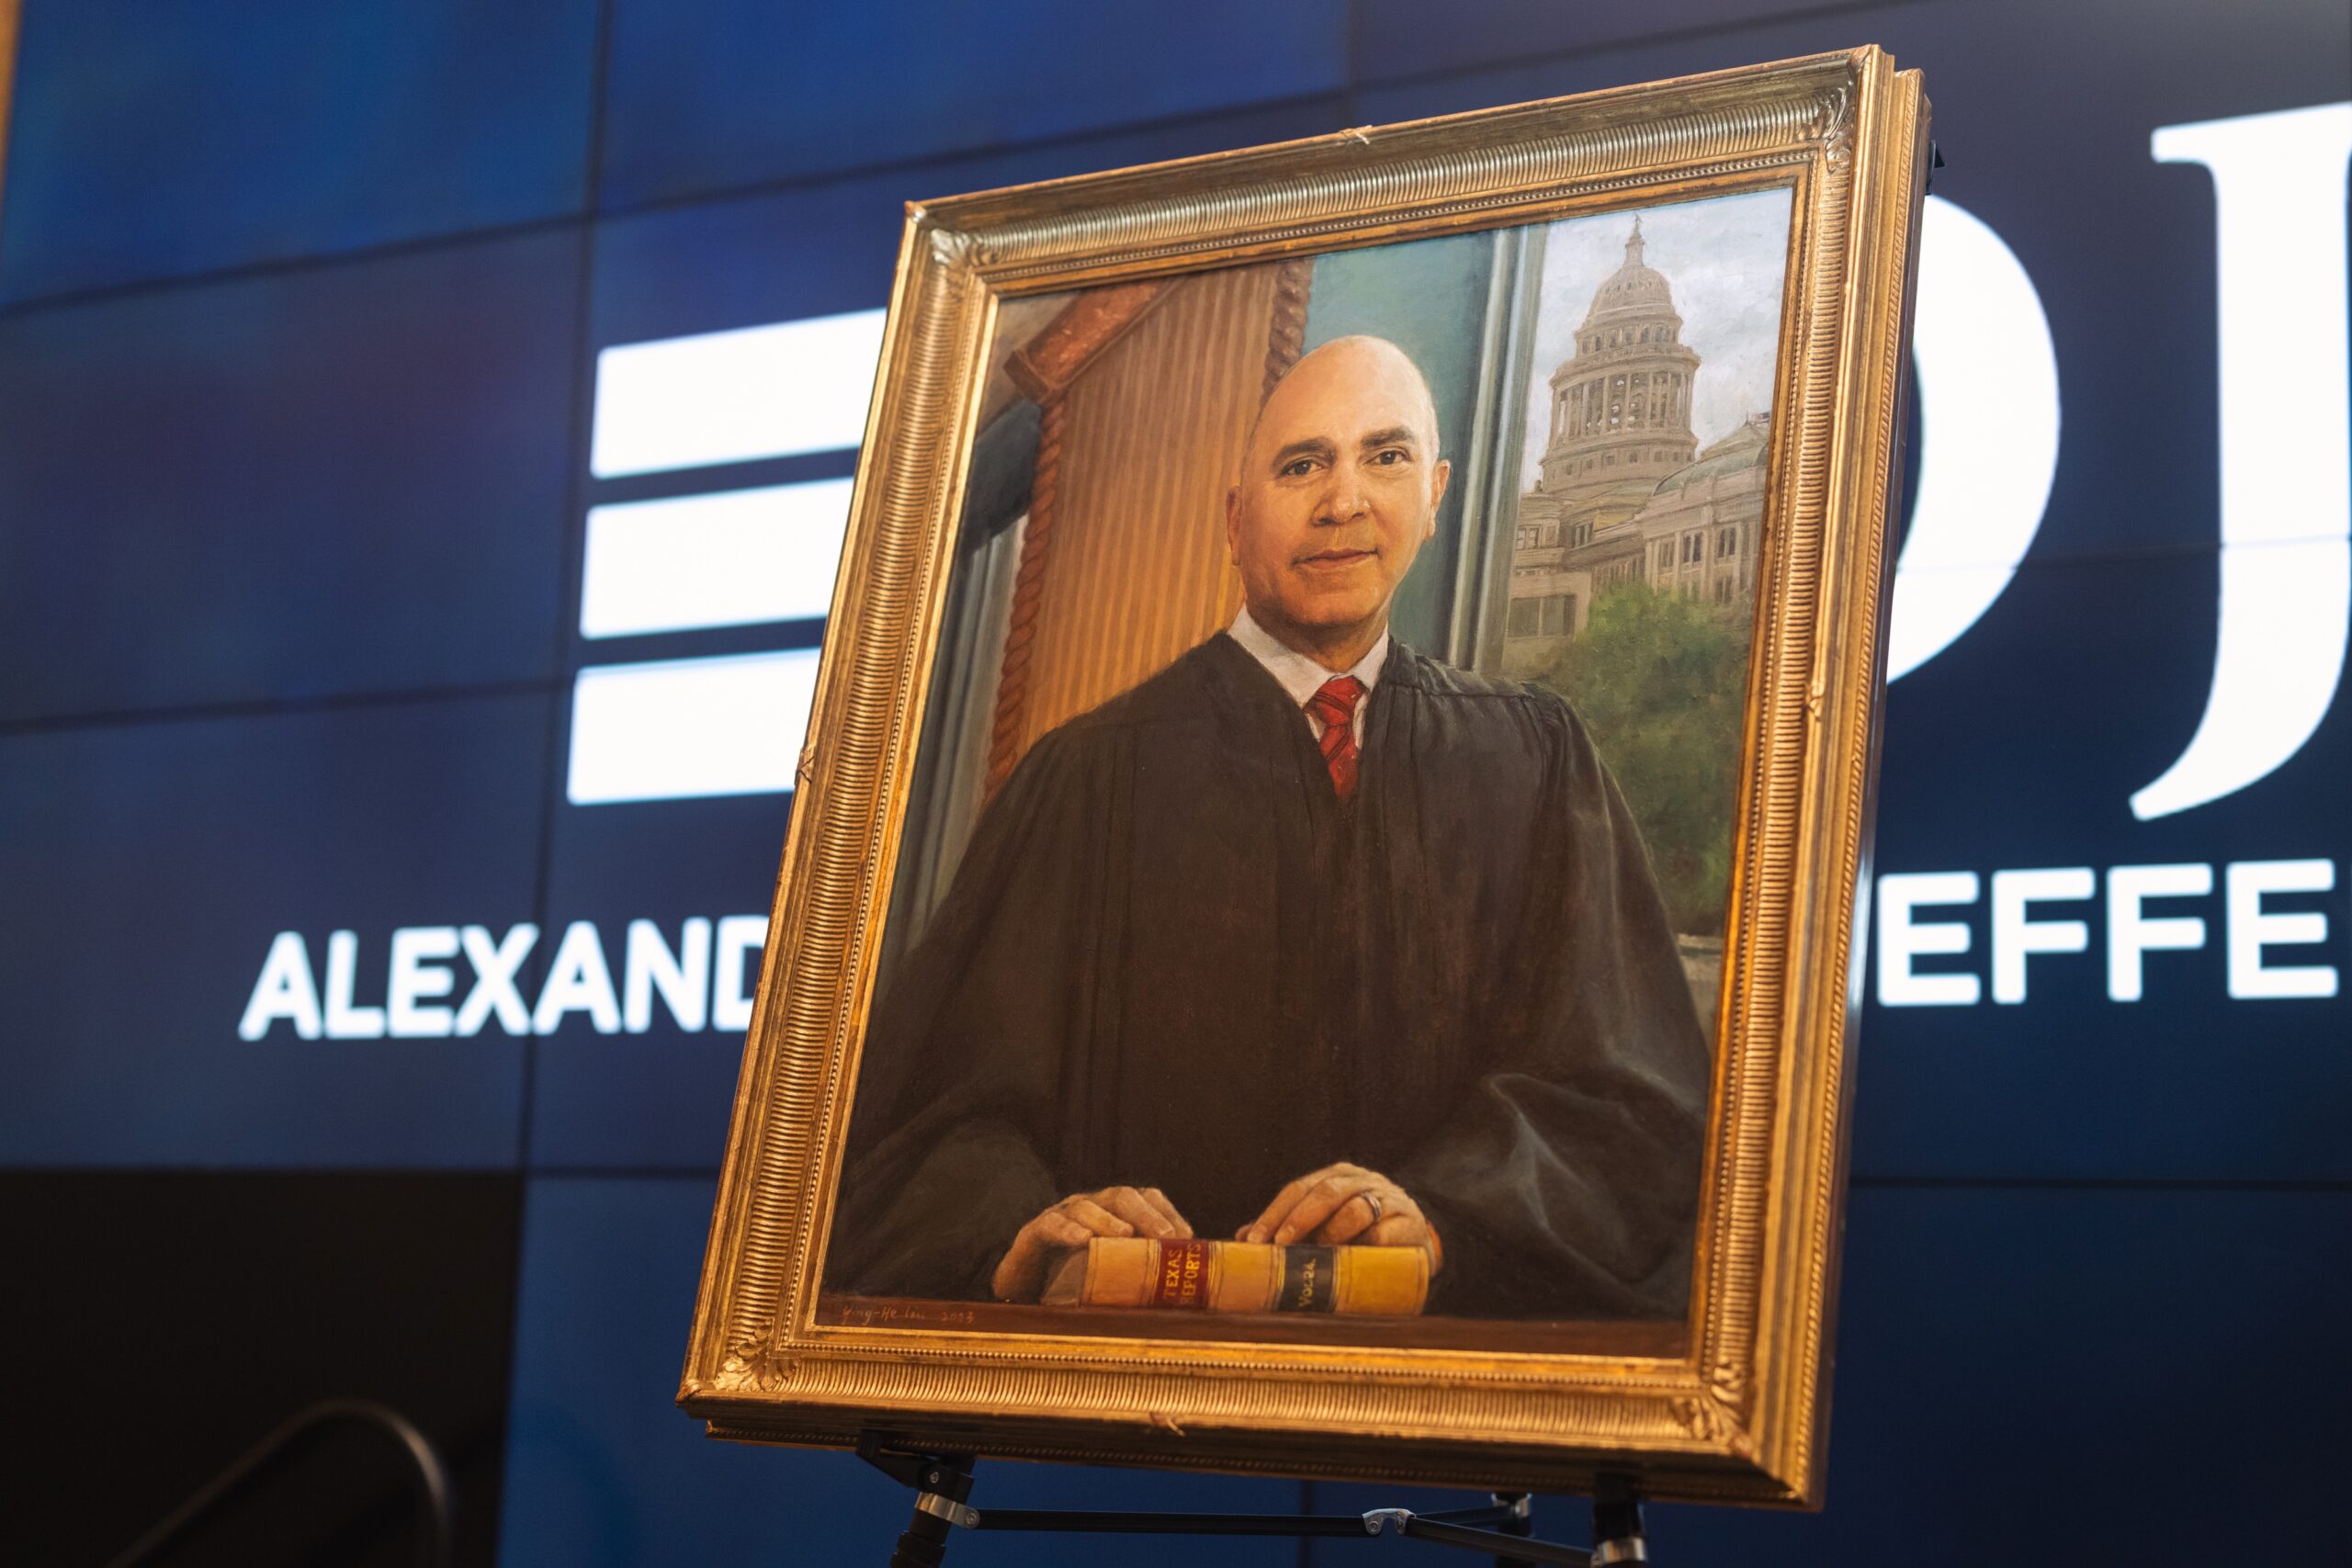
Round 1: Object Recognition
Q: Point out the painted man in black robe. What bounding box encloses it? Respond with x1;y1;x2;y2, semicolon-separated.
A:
827;335;1709;1320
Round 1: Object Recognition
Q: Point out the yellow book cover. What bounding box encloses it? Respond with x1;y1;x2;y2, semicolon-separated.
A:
1041;1238;1429;1314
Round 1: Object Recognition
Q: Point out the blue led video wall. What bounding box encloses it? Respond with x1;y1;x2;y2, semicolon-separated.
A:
2;0;2346;1562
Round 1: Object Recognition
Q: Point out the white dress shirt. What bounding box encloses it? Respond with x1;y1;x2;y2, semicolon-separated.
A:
1227;605;1388;746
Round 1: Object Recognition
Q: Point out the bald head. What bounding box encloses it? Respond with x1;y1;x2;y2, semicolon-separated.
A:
1241;335;1443;481
1224;335;1452;670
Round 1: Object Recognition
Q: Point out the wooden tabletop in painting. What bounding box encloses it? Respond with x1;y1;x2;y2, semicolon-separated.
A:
814;1296;1689;1358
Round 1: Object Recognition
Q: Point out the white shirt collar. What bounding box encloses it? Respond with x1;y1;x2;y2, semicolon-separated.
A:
1227;604;1389;710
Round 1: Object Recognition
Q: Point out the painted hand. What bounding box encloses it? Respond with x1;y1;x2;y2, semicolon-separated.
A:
990;1185;1193;1303
1236;1161;1436;1261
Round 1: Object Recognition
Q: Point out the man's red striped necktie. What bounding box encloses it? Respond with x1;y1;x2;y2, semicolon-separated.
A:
1305;675;1366;802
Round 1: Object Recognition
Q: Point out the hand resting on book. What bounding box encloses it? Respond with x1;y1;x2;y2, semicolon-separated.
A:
991;1184;1193;1303
992;1166;1440;1303
1237;1161;1436;1255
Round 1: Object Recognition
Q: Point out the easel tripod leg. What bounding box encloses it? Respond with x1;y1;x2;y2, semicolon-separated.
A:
1489;1490;1537;1568
1590;1474;1646;1564
884;1451;976;1568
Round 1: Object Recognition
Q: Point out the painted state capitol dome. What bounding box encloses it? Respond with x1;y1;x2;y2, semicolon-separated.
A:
1506;219;1773;676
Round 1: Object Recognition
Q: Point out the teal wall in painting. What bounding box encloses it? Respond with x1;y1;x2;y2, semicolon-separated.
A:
1301;230;1496;652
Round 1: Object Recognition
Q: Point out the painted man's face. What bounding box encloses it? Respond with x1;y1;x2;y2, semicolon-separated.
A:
1226;336;1453;651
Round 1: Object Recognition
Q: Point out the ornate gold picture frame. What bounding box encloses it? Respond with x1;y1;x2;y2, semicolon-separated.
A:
683;47;1928;1507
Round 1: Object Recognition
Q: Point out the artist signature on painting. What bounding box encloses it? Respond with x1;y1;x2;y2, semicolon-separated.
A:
834;1301;980;1327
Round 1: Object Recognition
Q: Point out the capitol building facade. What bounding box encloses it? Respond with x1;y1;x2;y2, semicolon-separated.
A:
1505;220;1770;677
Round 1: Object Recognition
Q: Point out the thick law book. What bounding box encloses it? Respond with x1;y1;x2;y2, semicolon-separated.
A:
1041;1237;1430;1315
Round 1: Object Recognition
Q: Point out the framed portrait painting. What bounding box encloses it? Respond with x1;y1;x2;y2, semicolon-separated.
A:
684;47;1929;1507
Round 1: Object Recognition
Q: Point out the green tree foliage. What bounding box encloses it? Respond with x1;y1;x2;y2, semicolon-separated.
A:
1532;585;1749;936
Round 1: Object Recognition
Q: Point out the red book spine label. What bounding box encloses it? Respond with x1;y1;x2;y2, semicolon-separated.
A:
1148;1239;1212;1308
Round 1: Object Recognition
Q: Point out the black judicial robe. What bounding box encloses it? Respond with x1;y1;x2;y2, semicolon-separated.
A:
828;632;1710;1319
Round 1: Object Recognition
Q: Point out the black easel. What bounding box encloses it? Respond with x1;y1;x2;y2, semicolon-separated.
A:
858;1432;1648;1568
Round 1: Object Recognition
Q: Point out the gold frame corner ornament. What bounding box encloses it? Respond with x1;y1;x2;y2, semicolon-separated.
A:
682;46;1928;1509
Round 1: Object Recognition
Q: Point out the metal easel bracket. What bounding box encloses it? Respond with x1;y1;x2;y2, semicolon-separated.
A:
855;1431;1649;1567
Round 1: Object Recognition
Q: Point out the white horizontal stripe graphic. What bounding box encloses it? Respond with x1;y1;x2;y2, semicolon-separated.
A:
579;479;852;638
566;649;820;805
589;310;886;478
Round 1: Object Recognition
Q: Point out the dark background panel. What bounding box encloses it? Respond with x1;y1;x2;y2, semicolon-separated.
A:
1874;550;2228;870
1309;1184;2352;1562
1357;0;2352;563
496;1177;863;1568
0;0;600;303
1;1171;522;1568
587;97;1356;353
1655;1183;2352;1561
496;1176;1310;1567
527;793;793;1171
595;0;1349;209
1857;550;2352;1181
0;231;579;722
1348;0;1856;86
0;695;549;1168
